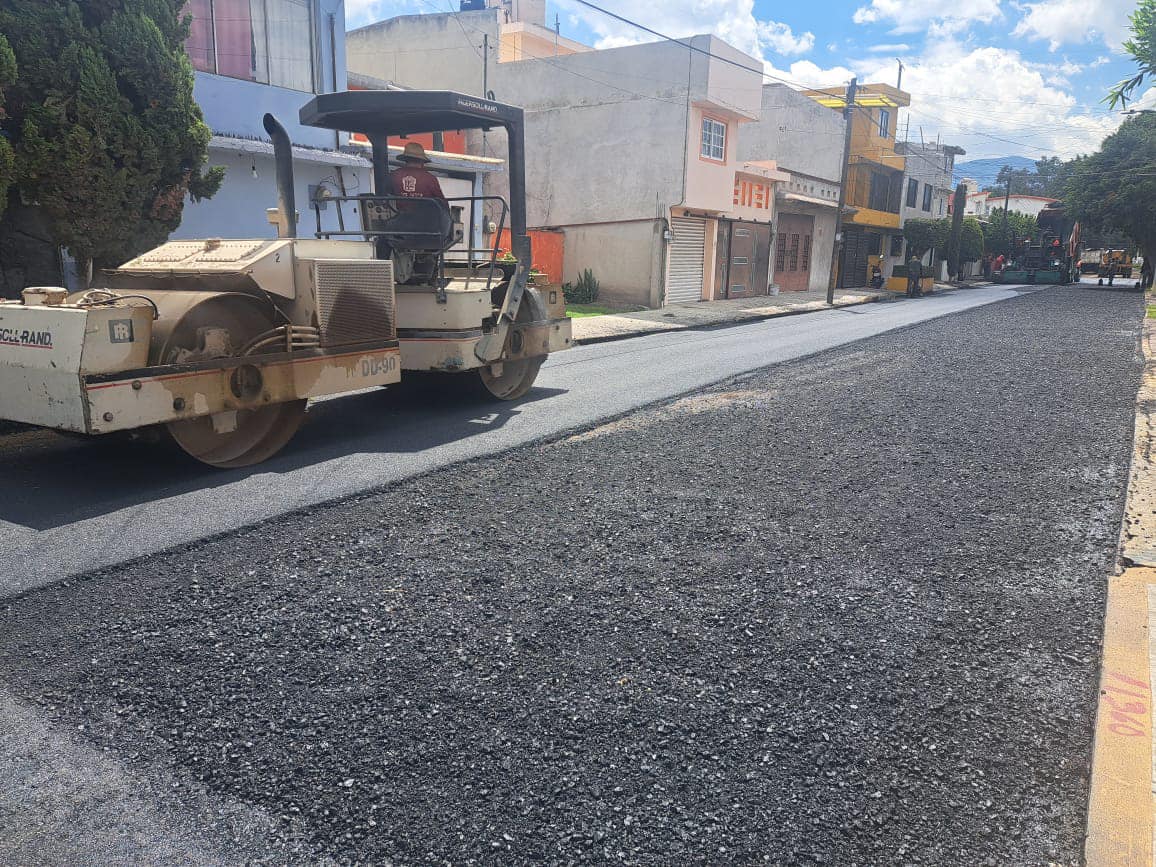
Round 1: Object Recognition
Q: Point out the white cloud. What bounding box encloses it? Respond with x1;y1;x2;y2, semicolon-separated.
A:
346;0;427;29
756;21;815;57
1012;0;1134;50
346;0;386;28
854;40;1122;158
765;59;856;88
553;0;816;63
851;0;1001;32
868;43;911;53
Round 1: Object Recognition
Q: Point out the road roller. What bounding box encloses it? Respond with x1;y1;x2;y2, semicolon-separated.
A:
0;90;571;467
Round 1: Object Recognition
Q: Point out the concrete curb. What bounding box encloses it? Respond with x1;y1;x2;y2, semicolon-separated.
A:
571;293;885;347
1086;309;1156;867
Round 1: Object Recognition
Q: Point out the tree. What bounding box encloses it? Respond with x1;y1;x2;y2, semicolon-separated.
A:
0;0;223;281
1108;0;1156;107
903;218;949;258
0;35;16;222
1064;113;1156;259
946;183;966;278
960;217;984;263
980;208;1038;258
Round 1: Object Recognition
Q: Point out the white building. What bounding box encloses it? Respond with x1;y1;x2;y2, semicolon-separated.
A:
960;179;1057;219
898;141;965;279
350;10;798;308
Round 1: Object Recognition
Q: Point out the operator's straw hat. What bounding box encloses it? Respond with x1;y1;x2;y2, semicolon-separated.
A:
399;141;431;164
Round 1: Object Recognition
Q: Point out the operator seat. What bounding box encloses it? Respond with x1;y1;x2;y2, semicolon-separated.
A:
359;195;456;284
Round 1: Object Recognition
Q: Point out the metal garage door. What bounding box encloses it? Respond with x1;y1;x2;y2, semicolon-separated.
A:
667;217;706;304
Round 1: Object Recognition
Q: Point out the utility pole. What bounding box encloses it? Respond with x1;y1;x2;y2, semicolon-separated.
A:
554;12;560;56
896;58;904;90
1003;168;1012;255
827;77;858;305
482;33;489;96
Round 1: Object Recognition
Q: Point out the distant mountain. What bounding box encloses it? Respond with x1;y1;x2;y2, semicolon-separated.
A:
952;156;1037;190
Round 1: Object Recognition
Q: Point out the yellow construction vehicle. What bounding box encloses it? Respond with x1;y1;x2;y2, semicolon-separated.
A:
0;90;570;467
1098;249;1134;279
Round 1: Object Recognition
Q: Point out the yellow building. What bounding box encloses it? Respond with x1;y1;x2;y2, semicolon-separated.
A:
804;82;911;288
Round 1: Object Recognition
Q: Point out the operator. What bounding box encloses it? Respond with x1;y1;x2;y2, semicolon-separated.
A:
389;141;447;211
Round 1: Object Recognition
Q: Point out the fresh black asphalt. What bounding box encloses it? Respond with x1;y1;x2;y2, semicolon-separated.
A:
0;285;1143;865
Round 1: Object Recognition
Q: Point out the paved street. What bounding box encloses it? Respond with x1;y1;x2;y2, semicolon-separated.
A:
1;285;1016;596
0;284;1143;865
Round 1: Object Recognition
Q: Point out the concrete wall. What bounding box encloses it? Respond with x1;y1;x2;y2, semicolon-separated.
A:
690;36;763;122
194;0;347;150
561;220;665;308
495;41;700;226
739;84;844;184
684;104;745;215
173;151;370;240
347;9;499;95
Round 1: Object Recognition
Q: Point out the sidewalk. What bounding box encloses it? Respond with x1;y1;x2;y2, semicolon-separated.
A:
1087;305;1156;866
569;287;885;344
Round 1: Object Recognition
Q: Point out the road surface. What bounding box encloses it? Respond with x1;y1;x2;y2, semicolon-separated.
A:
1;285;1022;596
0;283;1144;865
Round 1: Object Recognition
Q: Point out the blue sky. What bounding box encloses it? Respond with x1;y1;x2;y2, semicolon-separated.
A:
345;0;1147;161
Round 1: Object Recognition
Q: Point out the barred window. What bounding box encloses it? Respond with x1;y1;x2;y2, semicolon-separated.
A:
801;235;812;271
775;232;787;271
788;234;800;271
701;117;726;161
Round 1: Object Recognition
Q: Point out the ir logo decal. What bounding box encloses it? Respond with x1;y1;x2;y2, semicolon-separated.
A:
108;319;134;344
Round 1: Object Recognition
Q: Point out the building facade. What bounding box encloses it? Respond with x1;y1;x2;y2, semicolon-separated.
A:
350;10;792;308
738;84;844;292
897;140;965;279
805;83;911;288
176;0;368;240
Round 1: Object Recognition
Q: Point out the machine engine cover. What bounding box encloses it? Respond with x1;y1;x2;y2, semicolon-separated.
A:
0;300;153;431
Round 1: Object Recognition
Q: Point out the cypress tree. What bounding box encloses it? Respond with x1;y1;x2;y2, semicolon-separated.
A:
0;0;223;279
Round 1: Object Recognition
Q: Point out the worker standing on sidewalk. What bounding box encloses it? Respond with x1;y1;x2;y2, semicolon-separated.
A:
907;253;923;298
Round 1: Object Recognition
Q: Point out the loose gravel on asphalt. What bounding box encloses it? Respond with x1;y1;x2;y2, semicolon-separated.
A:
0;285;1144;865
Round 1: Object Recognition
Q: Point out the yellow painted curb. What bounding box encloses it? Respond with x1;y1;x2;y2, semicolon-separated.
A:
1086;568;1155;866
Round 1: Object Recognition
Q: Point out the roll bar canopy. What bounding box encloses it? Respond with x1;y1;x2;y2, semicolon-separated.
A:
299;90;527;235
300;90;521;136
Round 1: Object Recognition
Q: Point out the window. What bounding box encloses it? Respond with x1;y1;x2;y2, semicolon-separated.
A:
700;117;726;161
184;0;317;93
868;170;893;212
775;233;787;271
922;184;933;211
905;178;918;208
878;108;890;138
866;232;882;255
801;235;812;272
890;235;904;257
788;234;800;271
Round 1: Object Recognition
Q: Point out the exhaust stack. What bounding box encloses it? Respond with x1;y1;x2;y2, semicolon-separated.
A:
262;113;296;239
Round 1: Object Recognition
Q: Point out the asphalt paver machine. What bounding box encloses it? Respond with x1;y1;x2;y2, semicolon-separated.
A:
0;90;570;467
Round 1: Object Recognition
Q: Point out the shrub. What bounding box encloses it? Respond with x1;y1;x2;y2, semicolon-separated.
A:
564;268;600;304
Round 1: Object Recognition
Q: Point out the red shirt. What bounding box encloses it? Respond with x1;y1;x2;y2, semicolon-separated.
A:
389;166;446;209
